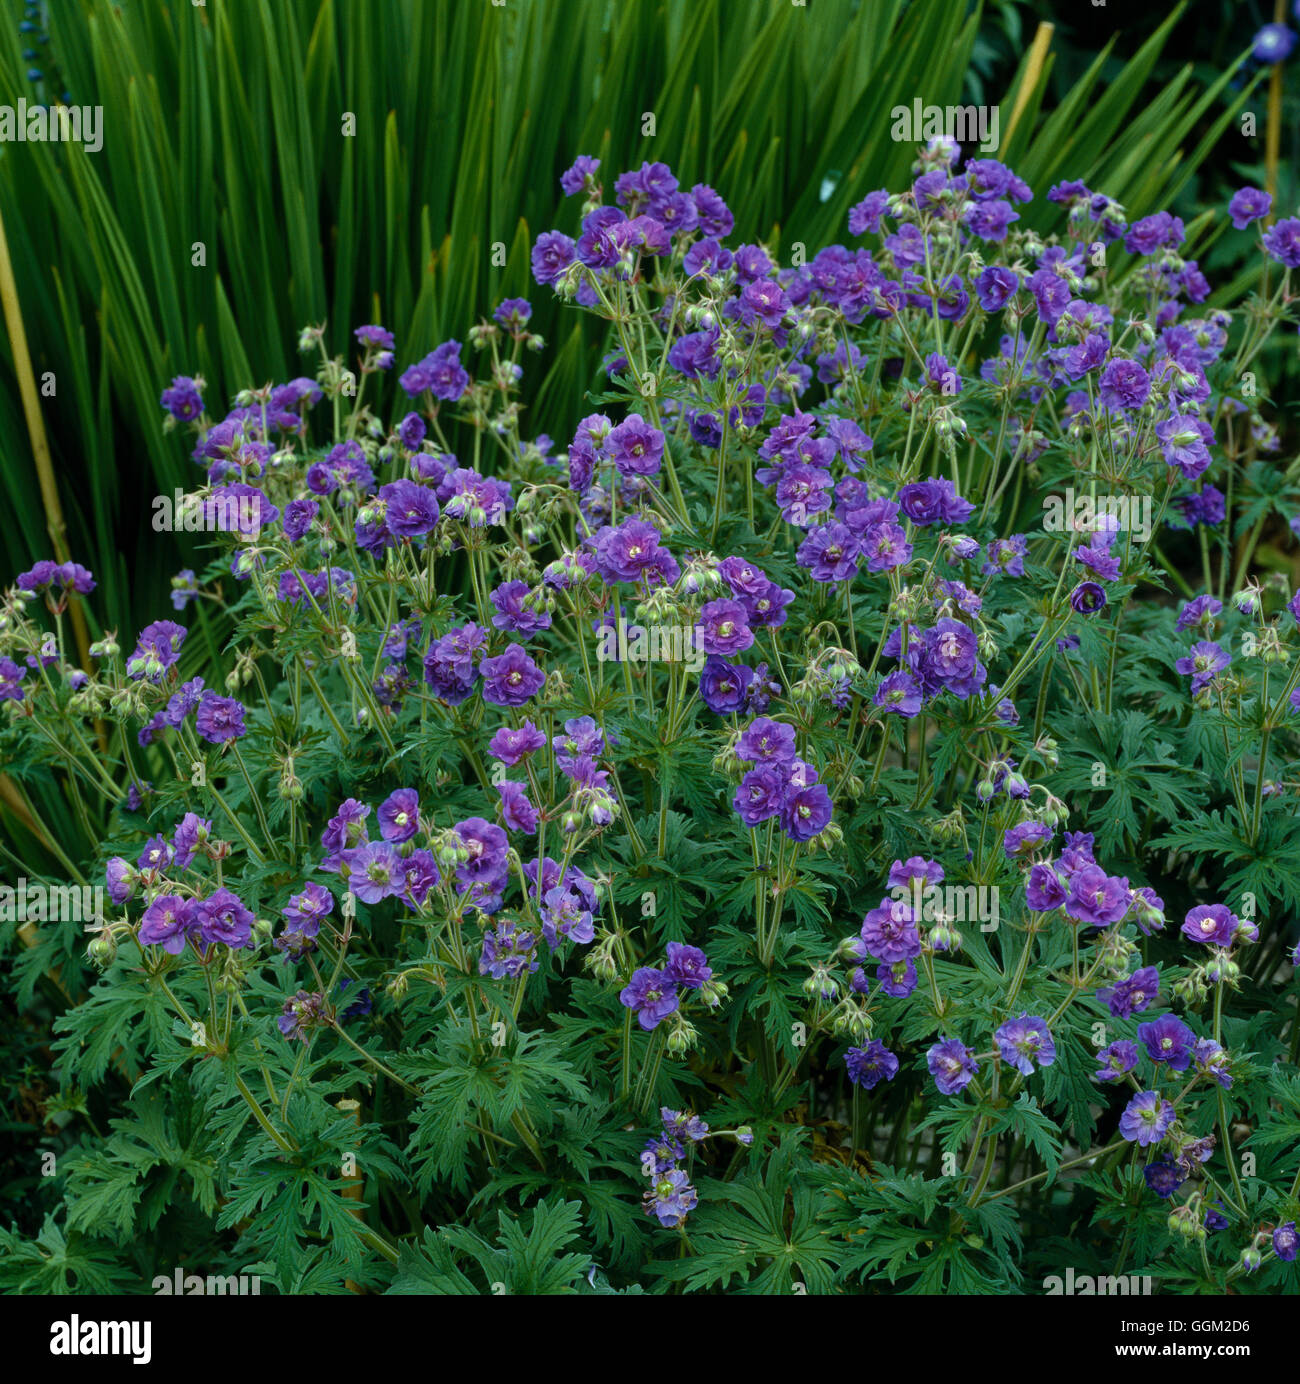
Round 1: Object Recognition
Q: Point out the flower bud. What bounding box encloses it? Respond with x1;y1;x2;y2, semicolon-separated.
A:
929;921;964;953
699;979;727;1009
804;967;839;1001
87;933;116;966
931;807;966;842
665;1020;698;1056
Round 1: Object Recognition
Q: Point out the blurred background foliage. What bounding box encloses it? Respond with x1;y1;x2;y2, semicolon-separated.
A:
0;0;1281;643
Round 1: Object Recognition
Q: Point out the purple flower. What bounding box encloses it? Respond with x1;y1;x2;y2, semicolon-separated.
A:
0;657;27;702
497;779;539;834
1004;821;1053;860
137;895;191;954
845;1040;900;1090
923;618;982;696
196;888;255;948
378;788;420;843
982;534;1028;578
698;655;753;715
1263;217;1300;269
105;858;137;905
1192;1037;1233;1089
606;413;665;478
1143;1156;1183;1199
423;622;487;704
620;967;680;1031
976;265;1019;312
873;669;922;717
172;812;211;870
488;720;548;765
698;598;754;657
342;841;404;905
380;478;440;538
1137;1013;1197;1071
1174;640;1230;692
796;523;860;583
733;765;786;827
860;898;922;963
409;340;469;401
1095;1039;1139;1083
664;941;712;990
1228;187;1272;229
1064;864;1130;927
644;1167;698;1228
282;883;333;932
454;818;510;912
691;183;733;238
398;412;426;450
320;798;371;865
589;518;680;587
195;693;247;744
480;919;538;979
1274;1222;1298;1263
553;715;606;773
1124;211;1184;256
278;990;327;1042
779;780;833;842
1175;595;1222;633
355;324;395;352
126;620;187;682
1253;23;1296;63
928;1038;979;1095
1097;966;1160;1019
1119;1090;1175;1147
397;850;440;907
282;498;320;542
480;644;545;707
1204;1202;1229;1233
897;478;973;526
1070;581;1107;615
531;229;577;286
137;835;173;872
539;887;593;947
490;580;551;639
1181;903;1238;947
877;959;918;997
160;375;204;421
1098;358;1151;411
17;560;96;597
560;155;600;195
736;716;797;765
848;190;890;236
888;857;944;890
843;518;906;576
995;1014;1056;1075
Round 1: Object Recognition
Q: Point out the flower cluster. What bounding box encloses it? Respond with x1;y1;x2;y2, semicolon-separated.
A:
5;141;1299;1295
